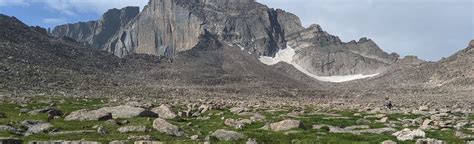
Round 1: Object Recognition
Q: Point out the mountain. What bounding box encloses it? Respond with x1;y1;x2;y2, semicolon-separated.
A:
0;14;123;93
284;24;399;76
53;0;304;58
52;6;140;49
52;0;401;78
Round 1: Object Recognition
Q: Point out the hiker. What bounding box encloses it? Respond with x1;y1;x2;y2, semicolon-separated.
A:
384;97;393;109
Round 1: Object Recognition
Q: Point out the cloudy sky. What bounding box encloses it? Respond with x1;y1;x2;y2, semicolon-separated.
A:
0;0;472;61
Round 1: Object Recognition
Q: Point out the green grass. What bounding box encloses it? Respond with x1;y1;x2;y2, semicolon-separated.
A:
0;100;471;143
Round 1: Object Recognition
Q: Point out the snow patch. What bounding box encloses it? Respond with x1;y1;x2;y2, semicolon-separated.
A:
259;46;379;83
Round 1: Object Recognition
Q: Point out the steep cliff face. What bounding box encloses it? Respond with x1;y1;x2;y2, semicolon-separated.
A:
52;6;140;50
51;0;399;79
53;0;304;57
285;25;399;76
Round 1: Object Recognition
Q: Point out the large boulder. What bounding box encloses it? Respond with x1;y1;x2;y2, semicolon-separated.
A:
0;138;22;144
152;118;183;137
117;126;147;133
0;125;22;135
20;120;52;136
98;105;157;119
392;128;426;141
151;105;177;119
269;119;304;131
210;129;246;141
65;109;112;121
415;138;444;144
28;108;63;117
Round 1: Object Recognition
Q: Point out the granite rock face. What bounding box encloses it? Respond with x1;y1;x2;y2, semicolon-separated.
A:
286;24;399;76
53;0;304;58
52;6;140;51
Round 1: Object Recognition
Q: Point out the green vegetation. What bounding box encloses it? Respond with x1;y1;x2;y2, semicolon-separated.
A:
0;99;470;143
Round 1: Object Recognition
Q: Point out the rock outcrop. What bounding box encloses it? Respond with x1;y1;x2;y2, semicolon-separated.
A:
286;25;399;76
52;6;140;50
53;0;304;58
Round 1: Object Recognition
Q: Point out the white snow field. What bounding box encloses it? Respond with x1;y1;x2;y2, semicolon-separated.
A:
259;46;379;83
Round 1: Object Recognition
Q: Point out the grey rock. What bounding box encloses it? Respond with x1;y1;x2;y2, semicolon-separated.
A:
109;140;127;144
125;101;154;109
381;140;397;144
133;141;163;144
98;105;157;119
0;125;22;135
269;119;304;131
52;0;304;58
117;126;147;133
151;105;177;119
152;118;183;137
415;138;444;144
0;138;21;144
97;126;108;135
210;129;246;141
65;109;112;121
287;25;398;76
52;6;140;50
28;108;63;117
21;120;52;136
246;138;258;144
49;130;95;136
230;107;248;115
27;141;100;144
356;118;372;125
392;128;426;141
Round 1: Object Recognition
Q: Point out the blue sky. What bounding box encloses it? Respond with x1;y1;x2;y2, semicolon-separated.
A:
0;0;472;61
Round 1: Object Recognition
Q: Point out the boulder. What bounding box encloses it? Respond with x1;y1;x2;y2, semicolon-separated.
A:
134;141;163;144
210;129;246;141
0;112;5;118
246;138;258;144
97;126;108;135
152;118;183;137
65;109;112;121
0;125;22;135
0;138;21;144
415;138;444;144
392;128;426;141
118;126;147;133
21;120;52;136
151;105;177;119
381;140;397;144
27;141;100;144
28;108;63;117
229;107;247;114
109;140;127;144
224;118;252;129
125;101;154;109
420;119;433;130
99;106;157;119
356;118;372;125
419;106;429;111
269;119;304;131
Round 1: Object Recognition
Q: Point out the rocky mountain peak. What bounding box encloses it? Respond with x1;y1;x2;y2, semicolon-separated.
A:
51;6;140;49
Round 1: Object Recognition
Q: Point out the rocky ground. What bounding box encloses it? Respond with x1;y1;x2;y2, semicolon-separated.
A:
0;97;473;143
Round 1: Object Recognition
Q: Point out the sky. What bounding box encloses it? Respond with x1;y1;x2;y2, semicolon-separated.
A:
0;0;472;61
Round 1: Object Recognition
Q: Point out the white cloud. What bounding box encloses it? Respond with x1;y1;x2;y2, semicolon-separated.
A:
42;18;66;24
1;0;148;15
258;0;473;61
36;0;148;15
0;0;28;7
